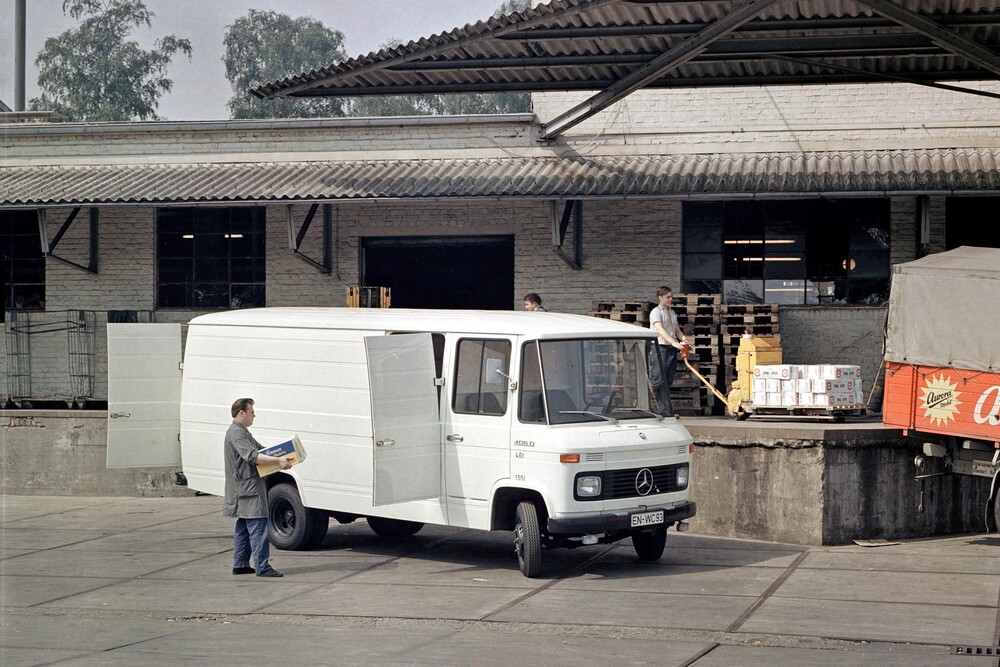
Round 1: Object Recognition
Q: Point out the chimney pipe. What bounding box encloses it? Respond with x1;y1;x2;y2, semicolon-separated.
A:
15;0;26;111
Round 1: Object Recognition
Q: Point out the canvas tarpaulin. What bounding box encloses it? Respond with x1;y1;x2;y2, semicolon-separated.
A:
884;246;1000;373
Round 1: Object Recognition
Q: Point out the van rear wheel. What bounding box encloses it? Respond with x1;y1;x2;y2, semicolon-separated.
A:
514;501;542;578
267;483;315;550
632;525;667;561
366;516;424;538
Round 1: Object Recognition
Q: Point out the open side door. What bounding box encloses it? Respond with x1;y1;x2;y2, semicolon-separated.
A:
366;333;442;505
107;323;182;468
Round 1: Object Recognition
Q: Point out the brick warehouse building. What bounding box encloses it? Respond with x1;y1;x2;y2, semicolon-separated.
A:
3;0;1000;506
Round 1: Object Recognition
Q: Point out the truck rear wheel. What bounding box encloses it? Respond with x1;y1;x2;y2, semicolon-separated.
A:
993;487;1000;533
366;516;424;538
514;501;542;578
632;525;667;561
267;483;315;550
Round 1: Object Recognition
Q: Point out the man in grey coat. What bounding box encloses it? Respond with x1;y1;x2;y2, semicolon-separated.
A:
225;398;291;577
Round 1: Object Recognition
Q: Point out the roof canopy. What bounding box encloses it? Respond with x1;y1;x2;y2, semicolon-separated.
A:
253;0;1000;138
5;149;998;207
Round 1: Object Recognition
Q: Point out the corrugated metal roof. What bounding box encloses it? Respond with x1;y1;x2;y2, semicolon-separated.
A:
255;0;1000;99
3;149;998;207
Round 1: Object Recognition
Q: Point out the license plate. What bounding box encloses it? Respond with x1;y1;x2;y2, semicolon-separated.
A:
630;510;664;528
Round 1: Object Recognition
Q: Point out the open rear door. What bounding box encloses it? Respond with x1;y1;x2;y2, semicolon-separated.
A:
107;324;182;468
366;333;441;505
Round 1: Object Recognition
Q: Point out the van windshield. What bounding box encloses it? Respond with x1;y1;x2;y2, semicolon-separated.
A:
519;338;659;424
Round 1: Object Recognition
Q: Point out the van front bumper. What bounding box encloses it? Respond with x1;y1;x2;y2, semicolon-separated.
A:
546;501;696;535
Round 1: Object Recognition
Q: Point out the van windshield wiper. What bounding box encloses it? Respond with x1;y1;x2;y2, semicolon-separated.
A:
612;407;664;421
557;410;618;424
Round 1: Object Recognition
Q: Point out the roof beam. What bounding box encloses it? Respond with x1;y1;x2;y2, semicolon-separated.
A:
539;0;783;140
500;14;1000;40
389;36;939;71
856;0;1000;77
770;53;1000;101
287;69;996;97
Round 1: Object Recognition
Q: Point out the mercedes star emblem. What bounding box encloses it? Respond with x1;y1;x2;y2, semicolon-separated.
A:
635;468;654;496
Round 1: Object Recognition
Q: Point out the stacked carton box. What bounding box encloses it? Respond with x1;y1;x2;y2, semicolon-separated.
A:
751;364;864;408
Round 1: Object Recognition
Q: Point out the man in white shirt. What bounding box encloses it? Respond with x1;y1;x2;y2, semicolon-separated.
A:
649;286;687;414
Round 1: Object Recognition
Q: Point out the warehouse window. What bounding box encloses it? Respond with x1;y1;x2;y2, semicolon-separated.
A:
682;200;890;305
2;210;45;310
156;207;265;309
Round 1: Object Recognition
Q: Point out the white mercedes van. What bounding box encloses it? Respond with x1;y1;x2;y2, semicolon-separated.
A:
107;308;695;577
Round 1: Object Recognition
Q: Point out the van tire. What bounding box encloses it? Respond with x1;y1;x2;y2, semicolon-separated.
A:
632;525;667;561
514;501;542;578
267;483;315;550
366;516;424;538
306;509;330;547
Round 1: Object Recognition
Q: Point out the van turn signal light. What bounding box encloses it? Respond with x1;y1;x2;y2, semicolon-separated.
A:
560;454;580;464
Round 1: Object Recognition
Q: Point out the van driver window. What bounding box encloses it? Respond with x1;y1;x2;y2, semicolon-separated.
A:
453;338;511;416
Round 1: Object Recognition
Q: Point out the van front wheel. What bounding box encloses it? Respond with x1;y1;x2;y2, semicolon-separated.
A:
267;483;314;550
514;501;542;578
632;525;667;561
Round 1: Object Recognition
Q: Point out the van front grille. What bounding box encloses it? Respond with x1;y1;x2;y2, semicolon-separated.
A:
605;464;685;499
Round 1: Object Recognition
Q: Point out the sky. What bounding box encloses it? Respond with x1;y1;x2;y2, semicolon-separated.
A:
0;0;510;120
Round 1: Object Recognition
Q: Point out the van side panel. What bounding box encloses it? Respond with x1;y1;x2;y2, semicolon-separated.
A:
179;323;448;524
180;323;374;501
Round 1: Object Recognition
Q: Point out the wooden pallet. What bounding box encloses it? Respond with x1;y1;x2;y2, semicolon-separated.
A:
721;325;781;338
722;332;783;351
721;313;781;326
720;303;779;315
672;294;721;308
591;300;652;313
679;323;720;337
749;405;866;420
609;311;649;324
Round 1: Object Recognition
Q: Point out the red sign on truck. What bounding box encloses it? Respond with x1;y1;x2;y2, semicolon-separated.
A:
884;362;1000;442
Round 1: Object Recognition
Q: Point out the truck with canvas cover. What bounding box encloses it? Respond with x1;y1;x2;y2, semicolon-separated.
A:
882;246;1000;530
107;308;696;577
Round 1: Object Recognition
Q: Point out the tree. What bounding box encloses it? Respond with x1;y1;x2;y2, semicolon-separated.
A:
346;39;444;118
223;10;348;119
438;0;532;115
30;0;191;122
348;0;533;118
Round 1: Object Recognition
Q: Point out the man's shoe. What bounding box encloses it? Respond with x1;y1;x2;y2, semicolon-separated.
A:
232;566;255;575
256;568;283;577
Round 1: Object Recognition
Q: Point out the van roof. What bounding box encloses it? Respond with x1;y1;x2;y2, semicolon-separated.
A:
190;307;656;339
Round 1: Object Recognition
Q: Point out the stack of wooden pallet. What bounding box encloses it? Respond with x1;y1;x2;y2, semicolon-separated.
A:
670;294;722;416
588;300;652;326
589;295;723;416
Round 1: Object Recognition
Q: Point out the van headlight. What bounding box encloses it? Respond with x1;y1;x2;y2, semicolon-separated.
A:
676;465;689;488
575;475;602;498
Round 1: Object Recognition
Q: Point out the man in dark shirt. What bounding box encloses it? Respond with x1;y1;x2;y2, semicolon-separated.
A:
224;398;291;577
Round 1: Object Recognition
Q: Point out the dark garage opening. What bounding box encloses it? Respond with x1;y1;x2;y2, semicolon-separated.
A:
361;235;514;310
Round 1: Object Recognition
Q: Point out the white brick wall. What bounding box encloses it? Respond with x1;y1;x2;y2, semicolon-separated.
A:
533;83;1000;154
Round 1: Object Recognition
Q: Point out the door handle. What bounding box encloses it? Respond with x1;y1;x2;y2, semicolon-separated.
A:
376;439;395;447
446;434;464;442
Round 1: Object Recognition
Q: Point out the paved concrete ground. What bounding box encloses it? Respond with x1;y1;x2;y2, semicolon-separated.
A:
2;495;998;666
